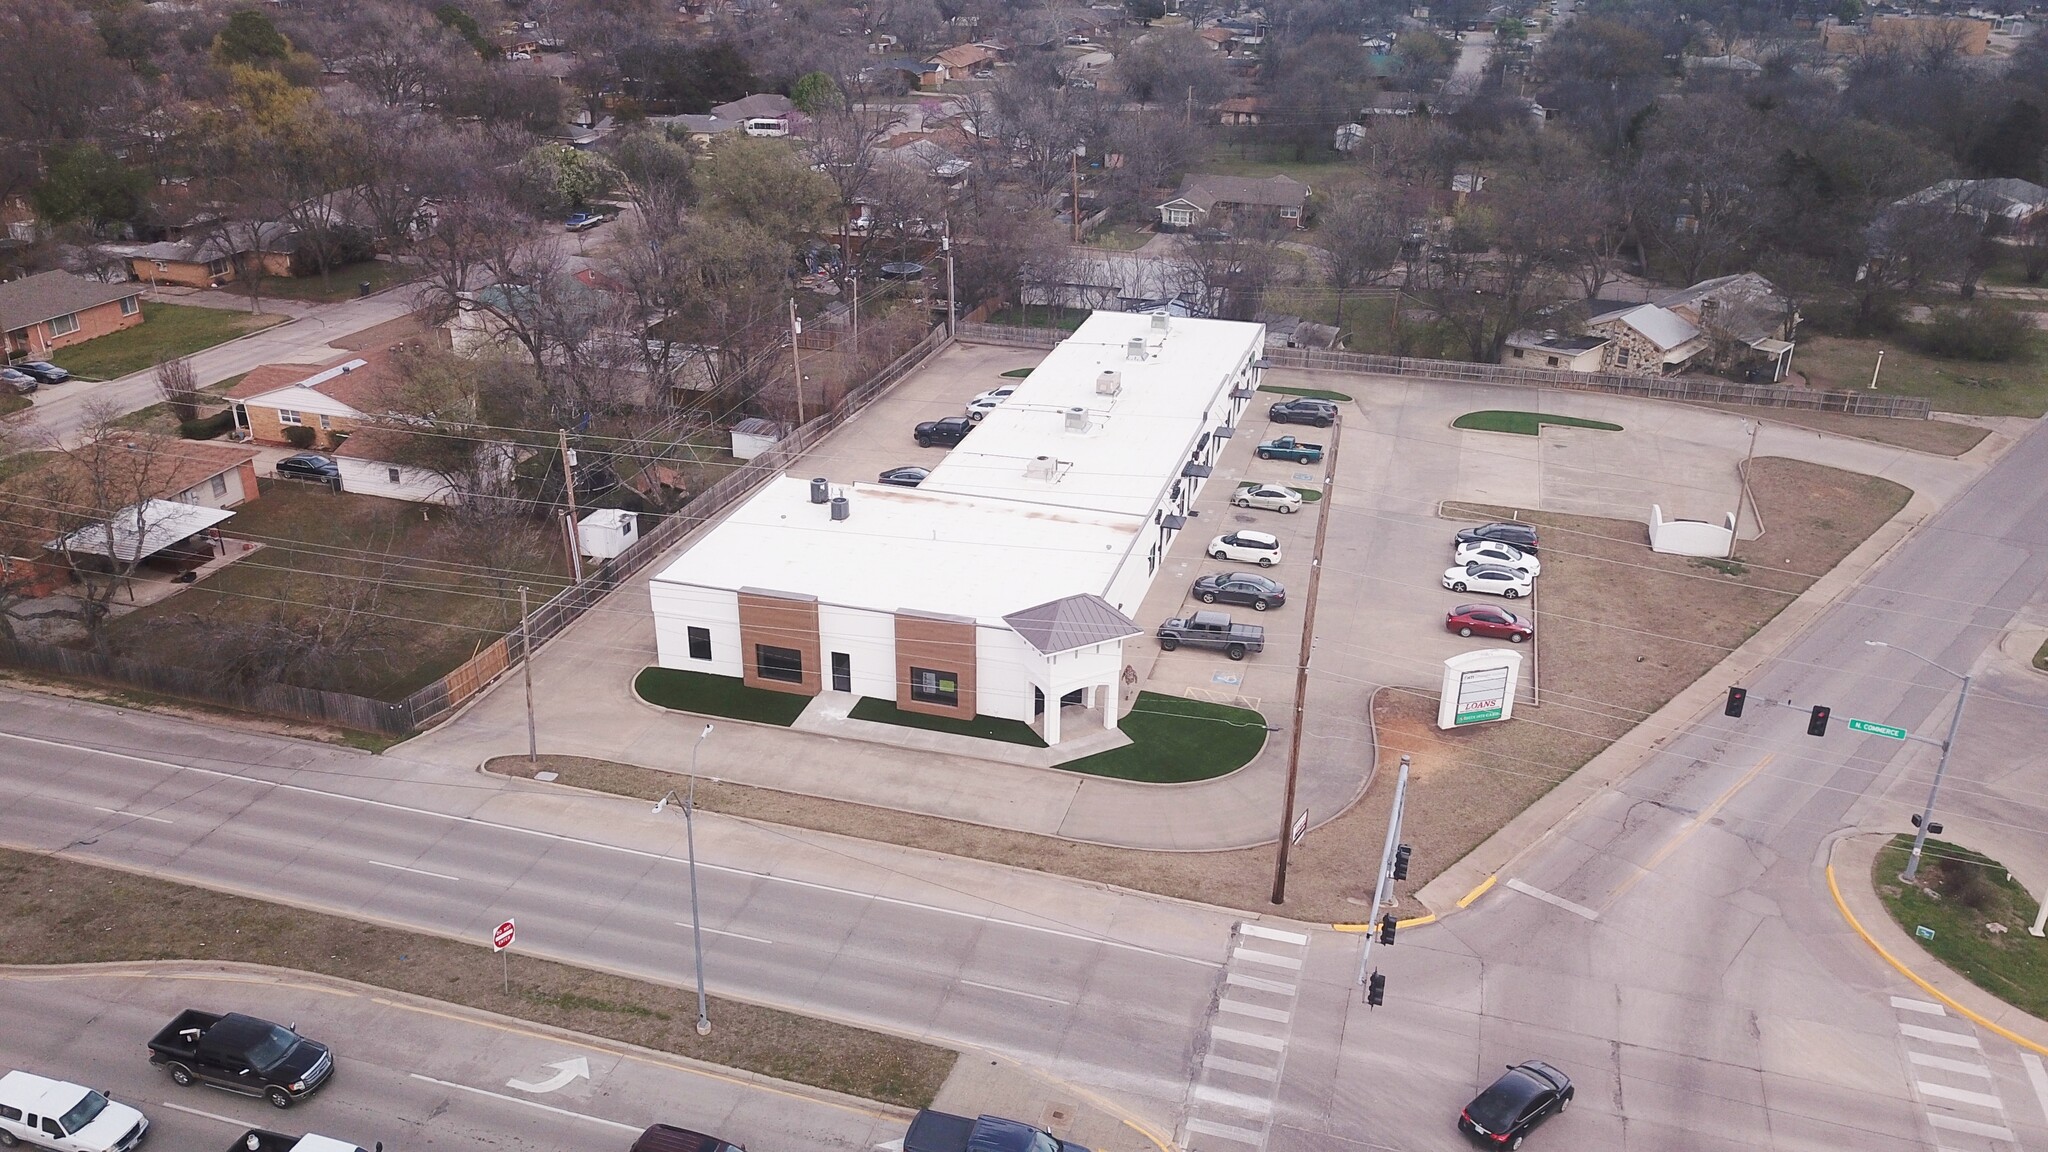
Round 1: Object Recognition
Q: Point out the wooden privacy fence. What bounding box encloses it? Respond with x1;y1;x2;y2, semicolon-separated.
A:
955;321;1933;419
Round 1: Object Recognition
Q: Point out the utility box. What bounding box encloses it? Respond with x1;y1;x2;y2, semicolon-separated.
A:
1437;649;1524;730
577;508;638;559
729;417;788;461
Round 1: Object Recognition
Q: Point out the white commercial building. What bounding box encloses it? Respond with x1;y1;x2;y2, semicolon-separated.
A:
648;312;1266;744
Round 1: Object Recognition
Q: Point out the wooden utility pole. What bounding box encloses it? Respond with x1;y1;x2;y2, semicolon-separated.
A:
1272;409;1343;905
943;234;957;337
789;298;807;427
519;585;536;763
851;270;860;356
1071;151;1081;243
557;429;581;582
1185;85;1194;126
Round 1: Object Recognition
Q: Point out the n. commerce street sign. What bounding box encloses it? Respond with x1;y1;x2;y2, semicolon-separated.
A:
1848;718;1908;740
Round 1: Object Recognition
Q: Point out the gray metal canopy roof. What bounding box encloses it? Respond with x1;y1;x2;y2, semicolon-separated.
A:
1002;593;1141;656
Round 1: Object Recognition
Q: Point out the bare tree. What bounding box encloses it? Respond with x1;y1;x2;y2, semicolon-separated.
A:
156;357;202;423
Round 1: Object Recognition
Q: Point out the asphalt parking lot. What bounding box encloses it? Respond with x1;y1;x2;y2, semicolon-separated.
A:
792;341;1040;490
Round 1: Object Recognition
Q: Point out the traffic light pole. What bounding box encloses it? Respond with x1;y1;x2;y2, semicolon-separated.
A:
1356;755;1410;998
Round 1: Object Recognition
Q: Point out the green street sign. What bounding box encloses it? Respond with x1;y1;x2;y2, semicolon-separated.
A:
1848;718;1908;740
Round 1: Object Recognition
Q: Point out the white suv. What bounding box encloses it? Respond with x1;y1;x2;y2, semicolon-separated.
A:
0;1071;149;1152
1208;530;1282;566
965;386;1017;421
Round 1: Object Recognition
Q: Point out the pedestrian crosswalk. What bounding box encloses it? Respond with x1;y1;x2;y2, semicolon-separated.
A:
1179;922;1309;1152
1889;995;2021;1149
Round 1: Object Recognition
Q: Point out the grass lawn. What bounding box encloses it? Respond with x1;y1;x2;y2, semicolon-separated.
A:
1797;334;2048;418
848;697;1046;746
1202;141;1351;182
985;305;1089;330
102;484;571;700
0;392;27;418
1874;835;2047;1020
1001;367;1034;378
0;847;952;1107
1259;384;1354;402
1691;403;1990;456
50;302;285;381
1453;410;1624;435
1240;481;1322;502
635;666;813;726
2035;636;2048;671
228;259;415;304
1057;691;1268;783
1083;223;1154;251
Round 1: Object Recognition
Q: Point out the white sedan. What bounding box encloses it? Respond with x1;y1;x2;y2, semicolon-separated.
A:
1233;484;1303;514
1209;530;1283;566
1442;561;1532;598
1454;539;1540;577
965;386;1017;420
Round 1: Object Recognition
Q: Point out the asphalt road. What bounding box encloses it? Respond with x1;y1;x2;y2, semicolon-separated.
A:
0;966;906;1151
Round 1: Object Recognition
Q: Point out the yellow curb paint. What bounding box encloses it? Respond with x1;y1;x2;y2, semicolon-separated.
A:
1331;923;1372;932
1457;875;1498;908
1396;914;1436;928
1826;864;2048;1060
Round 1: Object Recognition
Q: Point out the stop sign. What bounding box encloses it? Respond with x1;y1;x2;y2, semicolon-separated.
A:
492;919;516;952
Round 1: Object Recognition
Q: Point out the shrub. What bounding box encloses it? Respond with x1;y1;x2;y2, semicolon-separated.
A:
1916;305;2034;362
178;411;234;440
1932;854;1999;912
282;425;317;448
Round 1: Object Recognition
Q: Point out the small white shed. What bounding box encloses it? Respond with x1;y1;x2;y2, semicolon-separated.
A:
729;417;788;461
577;508;639;559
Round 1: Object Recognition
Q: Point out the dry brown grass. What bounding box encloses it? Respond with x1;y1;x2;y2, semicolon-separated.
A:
0;848;953;1107
1691;404;1991;456
491;458;1910;924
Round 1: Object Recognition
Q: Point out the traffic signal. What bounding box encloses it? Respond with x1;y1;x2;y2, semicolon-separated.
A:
1807;705;1831;737
1393;844;1413;881
1725;686;1747;718
1378;914;1397;946
1912;814;1944;835
1367;971;1386;1007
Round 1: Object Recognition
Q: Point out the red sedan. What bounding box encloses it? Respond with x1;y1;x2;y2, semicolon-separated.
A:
1446;603;1533;643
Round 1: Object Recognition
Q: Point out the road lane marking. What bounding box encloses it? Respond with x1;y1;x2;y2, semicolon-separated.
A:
1901;1024;1982;1049
1892;996;1946;1015
2023;1054;2048;1126
1184;1117;1263;1144
410;1073;640;1132
1600;754;1773;912
368;859;462;882
1217;999;1289;1023
1504;878;1599;921
1926;1114;2014;1140
1225;972;1295;995
1191;1084;1272;1116
1231;947;1302;970
0;729;1220;969
1916;1081;2004;1110
159;1101;256;1127
93;806;172;824
678;923;775;945
507;1056;592;1094
1210;1027;1286;1052
1201;1054;1279;1081
958;979;1071;1006
1239;924;1308;945
1910;1052;1993;1078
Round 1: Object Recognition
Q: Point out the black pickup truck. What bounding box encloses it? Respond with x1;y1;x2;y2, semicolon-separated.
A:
1157;610;1265;660
148;1010;334;1108
904;1110;1092;1152
228;1131;377;1152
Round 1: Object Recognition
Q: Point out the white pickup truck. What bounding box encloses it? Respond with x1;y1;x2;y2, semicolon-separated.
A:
0;1071;148;1152
230;1129;381;1152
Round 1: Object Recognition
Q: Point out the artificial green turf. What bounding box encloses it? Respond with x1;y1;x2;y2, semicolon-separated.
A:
2034;636;2048;671
1875;835;2047;1020
633;667;812;726
1238;481;1322;502
848;697;1047;746
1452;410;1623;435
1000;367;1034;378
1057;691;1268;783
1259;384;1354;402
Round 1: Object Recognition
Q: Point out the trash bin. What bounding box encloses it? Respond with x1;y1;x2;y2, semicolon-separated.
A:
358;280;372;298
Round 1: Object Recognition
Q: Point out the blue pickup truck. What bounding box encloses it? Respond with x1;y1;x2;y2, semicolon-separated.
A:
905;1110;1092;1152
1255;435;1324;463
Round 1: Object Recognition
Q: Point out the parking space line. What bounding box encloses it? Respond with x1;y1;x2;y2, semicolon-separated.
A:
410;1073;641;1132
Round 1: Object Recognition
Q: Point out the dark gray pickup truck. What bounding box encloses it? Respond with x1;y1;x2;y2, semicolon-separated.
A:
1156;610;1265;660
148;1010;333;1108
904;1110;1092;1152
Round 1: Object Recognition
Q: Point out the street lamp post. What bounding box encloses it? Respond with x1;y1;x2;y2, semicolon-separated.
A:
1863;640;1970;882
653;722;716;1035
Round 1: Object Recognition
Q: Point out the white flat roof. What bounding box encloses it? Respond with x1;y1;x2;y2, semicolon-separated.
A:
50;499;234;561
921;310;1264;518
652;475;1144;623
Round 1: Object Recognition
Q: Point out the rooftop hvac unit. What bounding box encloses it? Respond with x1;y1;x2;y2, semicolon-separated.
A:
1064;406;1089;432
1126;337;1147;361
810;477;830;504
830;494;850;521
1151;311;1170;334
1095;370;1121;395
1025;455;1057;480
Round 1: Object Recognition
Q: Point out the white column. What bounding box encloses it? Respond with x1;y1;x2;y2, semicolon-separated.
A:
1102;681;1119;731
1044;692;1063;745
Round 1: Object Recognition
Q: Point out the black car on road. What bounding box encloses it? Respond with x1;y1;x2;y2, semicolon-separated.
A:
1459;1061;1572;1148
1191;571;1286;611
1267;397;1338;427
148;1009;334;1109
0;367;36;394
878;466;930;487
1455;521;1539;554
12;360;70;384
914;416;974;448
275;453;340;482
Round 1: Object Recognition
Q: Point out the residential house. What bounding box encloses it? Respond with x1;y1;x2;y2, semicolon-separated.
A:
109;221;297;288
924;43;1001;86
1198;26;1236;50
1893;177;2048;230
1822;14;1991;55
1579;273;1798;380
1155;174;1311;231
1216;96;1268;125
1361;91;1423;117
653;93;797;144
1501;332;1610;373
495;30;542;57
0;270;145;362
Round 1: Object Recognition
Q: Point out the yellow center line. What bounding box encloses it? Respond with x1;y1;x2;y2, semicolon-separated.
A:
1600;753;1774;913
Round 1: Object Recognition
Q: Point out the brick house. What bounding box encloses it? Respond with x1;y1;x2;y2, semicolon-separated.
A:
0;270;144;361
1578;273;1798;381
111;221;297;289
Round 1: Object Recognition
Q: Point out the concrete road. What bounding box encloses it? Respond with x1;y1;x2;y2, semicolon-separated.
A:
1258;420;2048;1152
0;966;905;1151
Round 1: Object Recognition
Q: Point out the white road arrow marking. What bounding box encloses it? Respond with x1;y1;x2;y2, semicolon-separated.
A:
506;1056;592;1094
871;1140;905;1151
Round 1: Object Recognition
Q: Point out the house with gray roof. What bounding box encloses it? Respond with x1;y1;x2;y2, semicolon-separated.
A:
1156;174;1311;231
0;270;144;363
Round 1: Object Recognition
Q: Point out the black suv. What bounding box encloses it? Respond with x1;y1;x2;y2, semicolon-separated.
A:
1459;1061;1572;1148
1455;521;1539;553
1268;397;1338;427
914;416;974;448
12;360;70;384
